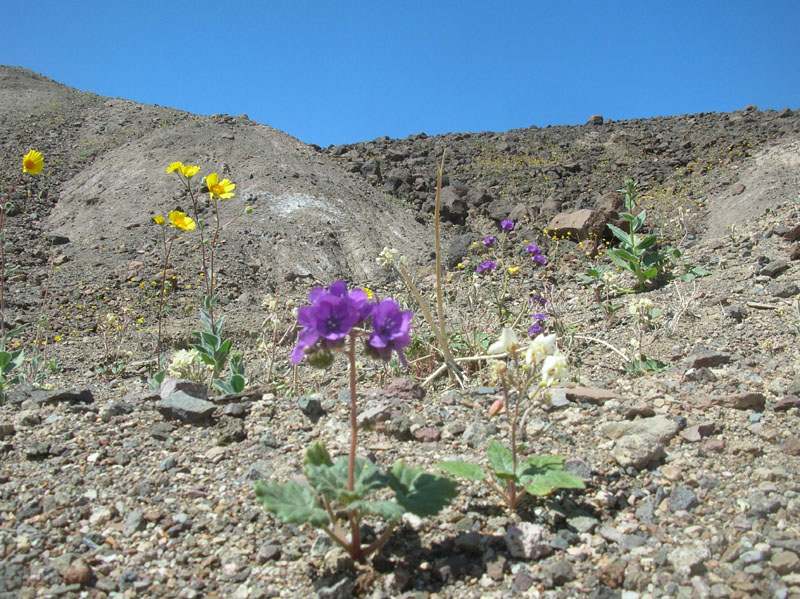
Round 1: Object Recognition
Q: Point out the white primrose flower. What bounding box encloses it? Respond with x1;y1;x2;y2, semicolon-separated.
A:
376;247;398;268
525;333;558;366
488;328;520;355
540;354;568;386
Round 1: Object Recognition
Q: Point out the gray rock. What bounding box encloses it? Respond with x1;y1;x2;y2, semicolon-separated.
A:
669;486;698;512
159;456;178;472
568;516;599;533
158;391;216;423
123;510;145;536
587;114;604;125
563;458;592;480
297;395;323;420
544;559;575;585
602;415;679;443
505;522;553;560
150;422;175;441
160;377;208;400
240;460;272;482
0;422;15;439
685;350;732;369
388;413;412;440
8;384;94;406
668;543;710;577
462;421;499;448
357;403;392;427
99;401;134;422
769;281;799;298
759;259;788;277
612;433;665;469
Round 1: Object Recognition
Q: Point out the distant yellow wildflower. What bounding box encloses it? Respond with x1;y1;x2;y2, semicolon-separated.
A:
508;266;521;275
153;215;166;225
362;287;374;300
166;162;201;178
206;173;235;200
22;150;44;175
168;210;196;231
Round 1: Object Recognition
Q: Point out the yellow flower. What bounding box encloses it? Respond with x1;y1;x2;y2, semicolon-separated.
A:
168;210;196;231
206;173;235;200
54;335;62;342
362;287;374;300
22;150;44;175
508;266;521;275
166;162;201;178
153;215;165;225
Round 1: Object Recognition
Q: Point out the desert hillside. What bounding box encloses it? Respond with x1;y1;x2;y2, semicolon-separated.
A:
1;66;799;599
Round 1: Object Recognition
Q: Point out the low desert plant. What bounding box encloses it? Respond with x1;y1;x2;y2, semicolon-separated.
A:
255;281;457;563
438;328;584;514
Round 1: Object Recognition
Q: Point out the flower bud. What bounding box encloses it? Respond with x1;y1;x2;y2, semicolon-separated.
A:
307;348;334;369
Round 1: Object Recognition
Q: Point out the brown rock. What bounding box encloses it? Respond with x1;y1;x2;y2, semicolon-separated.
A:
384;377;425;401
712;392;765;411
412;427;441;443
565;386;617;405
63;558;93;585
546;209;606;242
774;395;800;411
772;550;800;575
783;437;800;456
782;223;800;242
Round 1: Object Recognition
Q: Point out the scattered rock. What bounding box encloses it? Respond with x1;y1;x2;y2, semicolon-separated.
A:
158;391;217;423
505;522;553;560
611;433;666;469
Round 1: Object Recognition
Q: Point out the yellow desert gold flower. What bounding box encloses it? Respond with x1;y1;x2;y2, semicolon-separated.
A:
362;287;374;300
166;162;201;178
168;210;196;231
22;150;44;175
507;266;521;275
153;215;166;225
206;173;236;200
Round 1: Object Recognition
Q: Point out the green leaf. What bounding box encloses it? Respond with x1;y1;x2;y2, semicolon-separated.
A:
518;456;585;496
305;457;386;504
636;234;658;251
486;440;517;480
254;479;329;527
607;223;632;245
437;460;485;481
349;499;405;520
304;441;333;468
387;462;458;517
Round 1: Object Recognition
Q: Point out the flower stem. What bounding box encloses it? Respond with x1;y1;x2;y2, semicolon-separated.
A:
347;332;358;492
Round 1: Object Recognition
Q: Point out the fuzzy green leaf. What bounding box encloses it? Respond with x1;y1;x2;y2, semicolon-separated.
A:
607;223;632;245
387;462;458;517
486;440;517;480
305;456;387;504
349;499;405;520
254;479;329;527
303;441;333;468
437;460;485;480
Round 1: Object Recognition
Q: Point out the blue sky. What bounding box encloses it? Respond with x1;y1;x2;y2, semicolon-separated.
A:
3;1;798;146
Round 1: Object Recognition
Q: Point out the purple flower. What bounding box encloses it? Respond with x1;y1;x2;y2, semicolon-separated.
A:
531;254;548;266
525;244;541;255
290;281;372;364
501;220;515;231
528;312;547;337
530;294;547;306
476;260;497;274
367;299;413;366
483;236;497;246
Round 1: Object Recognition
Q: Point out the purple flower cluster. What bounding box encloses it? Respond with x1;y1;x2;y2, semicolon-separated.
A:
528;312;547;337
476;260;498;274
482;236;497;246
526;243;547;266
290;281;412;366
501;219;515;232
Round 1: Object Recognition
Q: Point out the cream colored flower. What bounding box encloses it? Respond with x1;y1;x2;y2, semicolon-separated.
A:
540;354;568;386
489;328;519;355
525;333;558;366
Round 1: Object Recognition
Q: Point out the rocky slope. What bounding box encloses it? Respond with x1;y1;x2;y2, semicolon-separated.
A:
0;66;799;599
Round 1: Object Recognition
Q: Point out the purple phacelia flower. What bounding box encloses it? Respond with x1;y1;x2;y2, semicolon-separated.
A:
501;219;515;231
528;312;547;337
532;254;548;266
530;294;547;306
483;236;497;246
367;298;413;366
290;281;371;365
477;260;497;274
525;244;541;255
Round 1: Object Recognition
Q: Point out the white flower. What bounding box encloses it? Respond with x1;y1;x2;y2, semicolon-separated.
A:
376;247;398;268
167;348;206;382
540;354;568;386
525;333;558;366
629;297;654;316
488;328;519;355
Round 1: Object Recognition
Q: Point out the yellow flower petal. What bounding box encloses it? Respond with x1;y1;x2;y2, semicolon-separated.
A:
180;164;200;178
168;210;196;231
153;215;165;225
166;161;184;174
22;150;44;175
206;173;236;199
